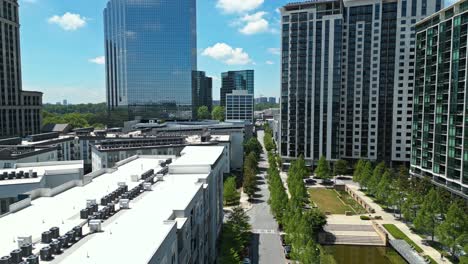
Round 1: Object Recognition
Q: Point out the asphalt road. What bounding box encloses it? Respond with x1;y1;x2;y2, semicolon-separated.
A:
247;131;286;264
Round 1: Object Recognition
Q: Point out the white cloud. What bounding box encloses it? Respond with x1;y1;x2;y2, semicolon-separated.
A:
89;56;105;65
216;0;264;14
266;60;274;65
238;11;270;35
48;12;87;31
202;43;252;65
268;48;280;55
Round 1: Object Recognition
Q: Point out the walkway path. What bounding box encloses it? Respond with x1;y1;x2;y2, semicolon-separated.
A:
346;184;451;264
247;131;286;264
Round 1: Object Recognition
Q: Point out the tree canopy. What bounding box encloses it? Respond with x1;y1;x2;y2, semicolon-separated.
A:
197;106;211;120
212;106;225;121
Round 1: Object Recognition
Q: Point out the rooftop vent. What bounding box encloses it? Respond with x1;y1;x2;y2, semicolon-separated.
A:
119;199;130;209
89;220;102;233
17;236;32;248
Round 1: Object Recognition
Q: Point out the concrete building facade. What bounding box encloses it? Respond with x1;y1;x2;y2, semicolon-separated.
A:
280;0;441;166
0;0;42;138
226;90;254;123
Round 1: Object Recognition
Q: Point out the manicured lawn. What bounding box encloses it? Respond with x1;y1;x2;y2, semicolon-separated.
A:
337;191;367;214
383;224;423;253
309;188;352;214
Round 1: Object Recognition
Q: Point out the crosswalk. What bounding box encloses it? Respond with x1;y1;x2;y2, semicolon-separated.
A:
252;229;278;234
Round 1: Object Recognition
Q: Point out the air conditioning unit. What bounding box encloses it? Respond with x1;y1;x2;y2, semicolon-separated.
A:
119;199;130;209
17;236;32;247
131;174;139;182
143;182;152;191
89;220;102;233
156;174;164;181
86;199;97;208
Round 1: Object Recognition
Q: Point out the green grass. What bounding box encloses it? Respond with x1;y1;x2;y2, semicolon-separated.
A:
383;224;423;253
309;188;353;214
337;191;367;214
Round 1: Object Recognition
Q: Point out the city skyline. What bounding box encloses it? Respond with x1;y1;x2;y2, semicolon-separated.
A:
18;0;290;104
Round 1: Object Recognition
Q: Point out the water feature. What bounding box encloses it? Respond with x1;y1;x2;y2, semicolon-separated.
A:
322;245;408;264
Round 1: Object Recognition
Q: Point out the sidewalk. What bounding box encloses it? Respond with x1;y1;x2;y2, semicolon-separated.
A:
346;184;451;264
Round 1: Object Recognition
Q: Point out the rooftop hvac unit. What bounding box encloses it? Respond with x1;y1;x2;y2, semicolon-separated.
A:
40;246;52;261
86;199;97;208
117;182;126;187
20;243;32;257
41;231;52;243
25;254;39;264
131;174;139;182
9;249;21;264
17;236;32;247
66;231;76;244
73;226;83;239
32;172;38;178
80;209;88;219
0;256;11;264
156;174;164;181
58;235;69;248
89;220;102;233
119;199;130;209
143;182;152;191
49;240;61;254
49;227;59;239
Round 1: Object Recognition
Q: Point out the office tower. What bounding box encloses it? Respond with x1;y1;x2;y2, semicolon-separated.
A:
193;71;213;113
104;0;197;121
411;0;468;199
220;70;254;108
280;1;343;164
280;0;440;166
268;97;277;104
226;90;254;122
0;0;42;138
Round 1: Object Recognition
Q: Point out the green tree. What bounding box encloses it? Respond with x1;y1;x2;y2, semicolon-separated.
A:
223;177;239;206
211;106;225;121
353;159;366;183
436;202;468;256
218;207;251;264
197;106;211;120
244;137;262;159
414;189;443;241
375;169;392;205
360;161;373;190
368;162;386;195
333;159;348;177
314;156;330;180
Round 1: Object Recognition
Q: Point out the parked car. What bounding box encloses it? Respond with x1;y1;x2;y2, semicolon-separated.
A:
243;258;251;264
304;178;316;185
284;245;291;259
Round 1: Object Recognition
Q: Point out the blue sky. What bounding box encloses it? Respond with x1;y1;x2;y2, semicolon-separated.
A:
19;0;292;104
18;0;456;104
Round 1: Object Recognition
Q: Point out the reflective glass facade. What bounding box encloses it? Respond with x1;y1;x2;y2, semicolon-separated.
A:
220;70;254;108
104;0;197;121
411;2;468;198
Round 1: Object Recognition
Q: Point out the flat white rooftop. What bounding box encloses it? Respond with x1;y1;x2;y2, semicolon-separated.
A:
172;146;225;167
0;157;161;257
0;162;83;186
0;145;226;263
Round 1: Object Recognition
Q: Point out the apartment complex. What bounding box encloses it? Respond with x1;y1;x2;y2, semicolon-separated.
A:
0;0;42;138
280;0;441;166
411;0;468;198
104;0;197;120
0;146;228;263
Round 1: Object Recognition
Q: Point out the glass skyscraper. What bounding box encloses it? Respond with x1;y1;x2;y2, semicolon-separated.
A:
104;0;197;122
220;70;254;108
